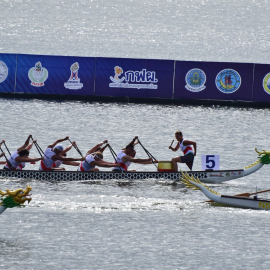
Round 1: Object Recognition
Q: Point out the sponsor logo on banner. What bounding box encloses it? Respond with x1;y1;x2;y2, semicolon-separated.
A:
28;62;48;87
215;69;241;94
64;62;83;90
262;72;270;95
185;68;206;92
109;66;158;89
0;60;8;83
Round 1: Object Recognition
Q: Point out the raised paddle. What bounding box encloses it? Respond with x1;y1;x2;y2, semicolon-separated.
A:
68;139;84;158
137;139;158;169
0;143;15;170
203;189;270;203
107;144;123;173
2;141;11;156
169;140;174;149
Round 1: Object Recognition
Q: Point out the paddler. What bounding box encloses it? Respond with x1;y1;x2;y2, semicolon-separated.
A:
169;130;196;171
0;152;6;165
2;136;43;170
78;140;118;171
112;136;156;172
39;136;84;171
51;141;81;169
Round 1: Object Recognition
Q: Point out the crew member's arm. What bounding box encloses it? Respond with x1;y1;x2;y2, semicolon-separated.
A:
51;155;85;162
17;135;32;151
183;140;196;156
15;156;44;163
85;140;108;156
169;142;180;152
48;136;69;149
126;136;138;148
99;143;109;153
93;160;120;168
62;161;80;166
0;152;6;164
122;155;152;164
25;140;36;151
62;141;76;155
138;159;159;164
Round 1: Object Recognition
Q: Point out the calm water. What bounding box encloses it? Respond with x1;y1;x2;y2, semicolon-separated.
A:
1;0;270;269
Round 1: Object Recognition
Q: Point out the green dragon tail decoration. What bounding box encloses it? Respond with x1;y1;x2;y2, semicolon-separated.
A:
180;171;220;195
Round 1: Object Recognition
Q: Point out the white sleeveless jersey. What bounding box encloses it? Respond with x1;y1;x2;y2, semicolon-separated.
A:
6;151;21;168
179;139;194;155
78;154;96;171
54;160;63;168
113;151;131;171
40;148;56;169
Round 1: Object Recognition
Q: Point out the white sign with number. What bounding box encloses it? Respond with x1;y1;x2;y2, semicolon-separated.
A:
201;155;220;171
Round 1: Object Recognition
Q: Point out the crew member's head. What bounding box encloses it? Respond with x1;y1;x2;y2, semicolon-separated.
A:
175;130;183;141
94;152;103;161
53;144;64;154
128;149;136;157
18;149;29;157
125;143;135;156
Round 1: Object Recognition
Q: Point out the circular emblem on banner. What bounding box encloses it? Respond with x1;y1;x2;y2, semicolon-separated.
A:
28;61;48;87
0;60;8;83
185;68;206;92
262;72;270;95
215;69;241;94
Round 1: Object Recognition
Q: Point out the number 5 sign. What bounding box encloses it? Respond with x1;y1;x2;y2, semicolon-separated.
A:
201;155;220;170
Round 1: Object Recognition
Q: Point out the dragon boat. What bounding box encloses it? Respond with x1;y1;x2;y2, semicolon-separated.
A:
0;149;269;183
180;172;270;210
0;185;32;215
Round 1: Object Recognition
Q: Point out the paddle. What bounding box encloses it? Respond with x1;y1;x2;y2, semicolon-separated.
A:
68;139;84;158
203;189;270;203
0;142;15;170
137;139;158;169
107;144;123;173
2;141;11;156
169;140;174;149
30;137;45;164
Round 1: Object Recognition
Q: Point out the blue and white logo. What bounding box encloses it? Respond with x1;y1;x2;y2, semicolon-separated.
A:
109;66;158;90
215;69;241;94
185;68;206;92
0;60;8;83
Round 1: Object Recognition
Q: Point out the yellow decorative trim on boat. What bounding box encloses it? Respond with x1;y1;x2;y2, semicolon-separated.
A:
259;202;270;209
179;171;220;195
244;159;260;170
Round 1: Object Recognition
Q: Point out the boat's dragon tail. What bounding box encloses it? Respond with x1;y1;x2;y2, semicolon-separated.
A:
180;171;221;202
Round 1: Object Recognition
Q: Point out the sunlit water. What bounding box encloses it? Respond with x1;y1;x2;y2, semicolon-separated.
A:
1;0;270;269
0;99;270;269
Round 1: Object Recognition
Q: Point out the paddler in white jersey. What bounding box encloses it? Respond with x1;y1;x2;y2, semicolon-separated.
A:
78;140;119;171
3;135;43;170
169;130;196;171
51;141;81;169
112;137;156;172
39;136;84;171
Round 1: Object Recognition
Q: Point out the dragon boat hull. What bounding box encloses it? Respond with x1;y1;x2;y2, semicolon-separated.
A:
0;168;247;183
218;195;270;210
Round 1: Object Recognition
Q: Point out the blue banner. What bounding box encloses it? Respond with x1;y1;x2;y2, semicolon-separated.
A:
2;53;270;105
94;57;174;98
174;61;254;101
253;63;270;103
16;54;95;95
0;53;17;93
